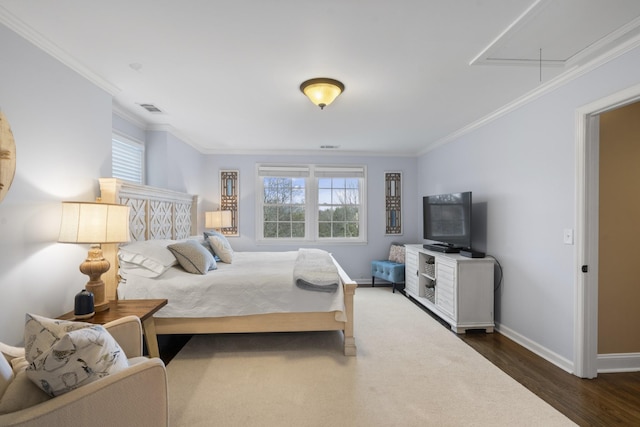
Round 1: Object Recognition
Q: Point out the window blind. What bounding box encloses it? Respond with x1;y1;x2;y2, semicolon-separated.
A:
257;165;310;177
314;165;366;178
112;137;144;184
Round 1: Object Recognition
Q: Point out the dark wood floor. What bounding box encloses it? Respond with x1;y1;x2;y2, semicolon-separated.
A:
459;331;640;426
156;287;640;426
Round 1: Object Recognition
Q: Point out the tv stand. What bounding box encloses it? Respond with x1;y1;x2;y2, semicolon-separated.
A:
423;243;460;253
405;245;494;333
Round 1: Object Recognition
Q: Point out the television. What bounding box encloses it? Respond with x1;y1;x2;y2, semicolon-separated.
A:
423;191;472;253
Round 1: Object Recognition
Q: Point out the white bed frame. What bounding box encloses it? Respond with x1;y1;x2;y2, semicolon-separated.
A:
98;178;357;356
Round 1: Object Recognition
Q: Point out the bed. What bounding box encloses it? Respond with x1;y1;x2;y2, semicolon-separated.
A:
98;178;357;356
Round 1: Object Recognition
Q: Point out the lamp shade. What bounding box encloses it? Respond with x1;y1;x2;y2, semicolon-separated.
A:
58;202;130;244
205;210;232;229
300;78;345;109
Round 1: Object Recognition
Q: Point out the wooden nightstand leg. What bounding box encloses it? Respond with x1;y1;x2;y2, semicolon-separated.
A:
141;316;160;358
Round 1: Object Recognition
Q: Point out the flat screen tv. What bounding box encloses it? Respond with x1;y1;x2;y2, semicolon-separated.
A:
423;191;472;252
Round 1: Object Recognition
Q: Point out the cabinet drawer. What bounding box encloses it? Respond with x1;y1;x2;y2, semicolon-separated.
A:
438;280;454;299
405;249;419;296
406;280;419;295
437;291;455;317
436;262;456;283
405;250;418;269
436;261;455;316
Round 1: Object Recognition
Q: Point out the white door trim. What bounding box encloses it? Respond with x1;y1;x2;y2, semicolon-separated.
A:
574;83;640;378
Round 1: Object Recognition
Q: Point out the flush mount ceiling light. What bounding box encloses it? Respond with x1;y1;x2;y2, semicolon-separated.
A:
300;78;345;110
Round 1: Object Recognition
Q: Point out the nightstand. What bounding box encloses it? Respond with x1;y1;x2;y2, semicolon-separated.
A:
57;299;168;358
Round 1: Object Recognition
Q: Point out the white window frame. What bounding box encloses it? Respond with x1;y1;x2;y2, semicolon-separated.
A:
112;132;145;184
255;164;367;244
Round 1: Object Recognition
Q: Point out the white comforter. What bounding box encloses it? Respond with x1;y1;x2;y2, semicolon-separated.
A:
118;251;346;321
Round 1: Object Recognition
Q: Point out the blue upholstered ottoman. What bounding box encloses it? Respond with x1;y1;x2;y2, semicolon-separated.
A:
371;259;405;293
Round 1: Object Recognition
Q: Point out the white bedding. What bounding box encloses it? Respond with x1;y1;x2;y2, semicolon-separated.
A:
118;251;347;321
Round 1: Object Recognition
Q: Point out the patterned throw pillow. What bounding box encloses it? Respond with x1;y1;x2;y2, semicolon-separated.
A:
167;240;217;274
206;232;234;264
23;314;128;397
388;244;405;264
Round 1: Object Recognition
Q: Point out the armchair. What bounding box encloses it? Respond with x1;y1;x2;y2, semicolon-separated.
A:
0;316;168;427
371;243;406;293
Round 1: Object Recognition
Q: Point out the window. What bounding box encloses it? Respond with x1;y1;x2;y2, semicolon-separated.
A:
112;133;144;184
257;164;367;243
263;176;306;238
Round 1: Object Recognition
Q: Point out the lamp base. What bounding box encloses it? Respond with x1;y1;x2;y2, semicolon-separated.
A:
81;244;111;313
85;280;110;312
93;299;110;313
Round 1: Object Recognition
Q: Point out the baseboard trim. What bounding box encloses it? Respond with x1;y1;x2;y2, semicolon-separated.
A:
495;322;574;374
598;352;640;373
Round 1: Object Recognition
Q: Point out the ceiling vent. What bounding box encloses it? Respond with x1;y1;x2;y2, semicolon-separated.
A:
139;103;163;114
320;145;340;149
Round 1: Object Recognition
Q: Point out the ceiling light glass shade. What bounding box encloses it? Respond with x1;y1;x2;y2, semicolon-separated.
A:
205;210;232;229
300;78;345;109
58;202;130;243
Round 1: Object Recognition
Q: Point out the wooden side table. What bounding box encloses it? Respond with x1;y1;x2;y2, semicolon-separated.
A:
58;299;168;358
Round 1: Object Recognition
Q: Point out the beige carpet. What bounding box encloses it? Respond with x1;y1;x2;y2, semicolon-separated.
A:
166;287;575;426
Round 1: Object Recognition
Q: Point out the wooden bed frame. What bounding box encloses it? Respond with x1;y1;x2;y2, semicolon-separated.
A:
98;178;357;356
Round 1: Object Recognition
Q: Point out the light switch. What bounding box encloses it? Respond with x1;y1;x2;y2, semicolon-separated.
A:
563;228;574;245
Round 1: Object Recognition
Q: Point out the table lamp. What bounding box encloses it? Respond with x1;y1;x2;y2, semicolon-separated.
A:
205;210;232;231
58;201;130;313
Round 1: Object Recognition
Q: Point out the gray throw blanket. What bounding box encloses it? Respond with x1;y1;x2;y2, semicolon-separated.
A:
293;248;340;292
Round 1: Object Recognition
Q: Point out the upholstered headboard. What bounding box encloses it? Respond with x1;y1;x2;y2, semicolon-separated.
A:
98;178;198;300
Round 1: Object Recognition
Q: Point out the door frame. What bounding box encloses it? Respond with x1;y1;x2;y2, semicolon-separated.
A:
574;82;640;378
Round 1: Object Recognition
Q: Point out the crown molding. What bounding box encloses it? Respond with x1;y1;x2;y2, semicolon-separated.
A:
112;102;147;128
198;147;416;157
0;6;121;96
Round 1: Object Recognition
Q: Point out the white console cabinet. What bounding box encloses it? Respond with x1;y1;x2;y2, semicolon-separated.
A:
404;244;494;333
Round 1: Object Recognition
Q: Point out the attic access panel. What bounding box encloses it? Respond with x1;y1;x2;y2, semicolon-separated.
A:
470;0;640;67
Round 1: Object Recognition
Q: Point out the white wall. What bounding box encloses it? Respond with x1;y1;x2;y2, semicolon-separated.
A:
145;129;211;231
113;113;146;143
418;43;640;369
146;130;206;193
0;24;113;344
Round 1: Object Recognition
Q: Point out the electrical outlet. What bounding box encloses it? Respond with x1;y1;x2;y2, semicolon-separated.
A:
563;228;574;245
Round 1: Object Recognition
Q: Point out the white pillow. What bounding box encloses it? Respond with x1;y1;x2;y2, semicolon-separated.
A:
0;351;13;400
207;233;234;263
24;314;128;397
118;239;177;278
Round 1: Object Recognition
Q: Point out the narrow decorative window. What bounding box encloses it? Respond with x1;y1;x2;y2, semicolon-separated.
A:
385;172;402;235
220;170;239;236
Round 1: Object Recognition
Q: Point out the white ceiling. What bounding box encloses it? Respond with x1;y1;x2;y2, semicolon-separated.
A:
1;0;640;156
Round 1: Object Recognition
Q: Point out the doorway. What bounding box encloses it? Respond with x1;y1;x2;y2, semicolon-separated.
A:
575;83;640;378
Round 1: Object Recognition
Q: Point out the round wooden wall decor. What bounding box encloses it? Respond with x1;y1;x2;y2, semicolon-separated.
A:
0;111;17;203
